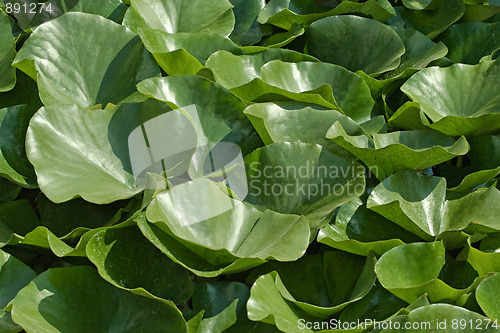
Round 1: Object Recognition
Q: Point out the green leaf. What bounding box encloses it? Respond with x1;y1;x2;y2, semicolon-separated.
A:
0;11;16;92
0;200;39;247
13;13;160;108
326;124;469;180
0;249;36;333
401;58;500;136
229;0;267;46
136;75;261;155
87;224;194;304
388;102;430;131
459;238;500;276
26;104;140;204
0;178;20;203
375;242;477;303
318;196;420;257
143;178;310;276
38;194;128;237
123;0;235;36
0;105;37;187
258;0;396;31
244;141;365;232
8;266;188;333
386;0;465;39
258;61;375;122
367;171;500;241
305;15;405;75
206;49;344;108
378;27;448;80
402;0;432;10
137;28;238;75
243;101;363;155
476;273;500;320
436;21;500;64
247;252;376;332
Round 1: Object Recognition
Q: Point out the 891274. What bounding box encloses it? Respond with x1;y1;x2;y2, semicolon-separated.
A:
5;2;53;14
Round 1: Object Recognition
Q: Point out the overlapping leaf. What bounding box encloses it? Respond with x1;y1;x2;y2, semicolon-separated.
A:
14;12;160;107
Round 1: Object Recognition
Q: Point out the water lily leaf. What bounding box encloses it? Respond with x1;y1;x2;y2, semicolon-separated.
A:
186;281;278;333
375;242;479;303
259;61;375;122
26;104;140;204
206;49;341;108
327;124;469;180
245;141;365;232
87;224;194;303
401;59;500;136
448;167;500;193
459;238;500;276
339;284;408;325
476;273;500;320
0;249;36;333
306;15;405;75
0;11;16;92
318;196;420;257
8;266;188;333
388;102;430;131
0;105;38;187
247;252;376;332
386;0;465;39
229;0;267;46
138;28;238;75
143;178;310;276
0;178;20;203
13;13;160;108
402;0;432;10
436;21;500;64
123;0;235;36
367;171;500;241
378;27;448;80
136;75;261;155
0;200;39;247
258;0;395;31
7;0;126;32
243;101;363;156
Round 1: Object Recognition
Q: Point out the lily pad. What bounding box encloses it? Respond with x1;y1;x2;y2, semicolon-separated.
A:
0;11;16;92
0;249;36;333
436;21;500;64
375;242;478;303
123;0;235;37
318;196;420;257
305;15;405;75
244;141;366;232
476;273;500;320
87;224;194;303
247;252;377;332
8;266;188;333
143;178;310;276
401;58;500;136
26;104;140;204
326;123;469;180
367;171;500;241
13;12;160;108
258;0;396;31
137;28;238;76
